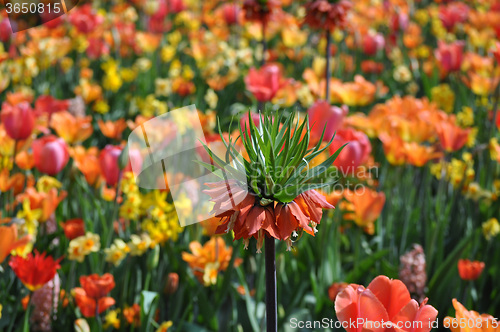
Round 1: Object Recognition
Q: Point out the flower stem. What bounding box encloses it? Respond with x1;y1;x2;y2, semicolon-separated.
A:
261;21;267;67
265;235;277;332
325;30;332;103
489;83;500;140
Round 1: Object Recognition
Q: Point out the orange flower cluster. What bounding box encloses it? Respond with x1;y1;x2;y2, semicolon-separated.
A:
347;96;473;166
204;180;334;250
304;71;386;107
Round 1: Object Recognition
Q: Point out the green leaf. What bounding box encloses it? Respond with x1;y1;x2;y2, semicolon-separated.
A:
140;291;159;332
428;229;477;293
344;249;389;283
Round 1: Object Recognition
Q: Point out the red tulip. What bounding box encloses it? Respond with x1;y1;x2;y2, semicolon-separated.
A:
458;259;485;281
221;4;240;25
168;0;185;13
87;38;110;59
362;33;385;56
390;12;409;32
99;145;123;186
245;64;282;102
435;41;465;73
1;102;35;140
32;135;70;175
99;145;141;186
69;4;103;34
9;251;61;291
329;128;371;175
308;101;347;142
0;18;12;42
492;42;500;66
335;275;438;332
35;95;70;116
438;2;469;32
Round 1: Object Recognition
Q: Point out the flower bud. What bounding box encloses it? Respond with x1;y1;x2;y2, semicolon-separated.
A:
147;244;160;271
164;272;179;295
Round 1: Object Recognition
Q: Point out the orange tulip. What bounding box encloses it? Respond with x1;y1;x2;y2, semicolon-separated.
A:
15;150;35;171
457;259;485;281
435;120;470;152
50;111;93;144
80;273;116;299
328;282;348;302
343;187;386;235
60;218;86;240
124;303;141;327
444;299;500;332
16;187;67;222
70;146;102;186
335;275;438;332
379;133;407;166
403;142;443;167
98;119;128;140
73;273;116;318
73;288;116;318
0;169;25;195
0;224;30;263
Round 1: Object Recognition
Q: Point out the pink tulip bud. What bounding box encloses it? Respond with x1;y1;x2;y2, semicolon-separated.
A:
32;136;70;175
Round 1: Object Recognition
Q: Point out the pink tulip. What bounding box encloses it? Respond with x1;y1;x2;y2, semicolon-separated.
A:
308;101;347;142
168;0;185;13
1;102;35;140
240;112;261;139
435;41;465;73
329;128;371;175
390;12;409;32
32;136;70;175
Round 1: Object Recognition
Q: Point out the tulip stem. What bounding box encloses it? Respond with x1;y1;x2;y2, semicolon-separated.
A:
265;235;277;332
489;83;500;140
325;30;332;103
261;21;267;67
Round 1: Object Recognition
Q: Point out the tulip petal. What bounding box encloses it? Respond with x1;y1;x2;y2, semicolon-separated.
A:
367;275;412;320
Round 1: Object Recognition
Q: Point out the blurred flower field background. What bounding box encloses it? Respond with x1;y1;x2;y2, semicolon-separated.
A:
0;0;500;331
